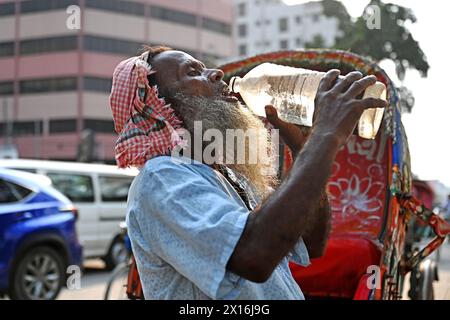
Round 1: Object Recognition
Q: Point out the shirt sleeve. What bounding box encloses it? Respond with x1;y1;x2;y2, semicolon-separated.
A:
288;238;311;267
136;159;249;299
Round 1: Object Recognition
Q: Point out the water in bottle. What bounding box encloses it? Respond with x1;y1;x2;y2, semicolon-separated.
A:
229;63;387;139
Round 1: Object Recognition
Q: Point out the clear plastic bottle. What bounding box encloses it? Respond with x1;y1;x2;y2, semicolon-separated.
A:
229;62;387;140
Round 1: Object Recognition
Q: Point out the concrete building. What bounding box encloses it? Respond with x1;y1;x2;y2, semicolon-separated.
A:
234;0;340;59
0;0;235;162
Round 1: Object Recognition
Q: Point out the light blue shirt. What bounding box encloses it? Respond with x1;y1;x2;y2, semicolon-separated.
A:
126;156;310;300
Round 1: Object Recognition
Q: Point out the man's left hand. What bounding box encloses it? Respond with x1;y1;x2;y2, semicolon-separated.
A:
265;105;310;155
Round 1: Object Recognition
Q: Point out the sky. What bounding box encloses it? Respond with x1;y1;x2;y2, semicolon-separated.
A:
284;0;450;188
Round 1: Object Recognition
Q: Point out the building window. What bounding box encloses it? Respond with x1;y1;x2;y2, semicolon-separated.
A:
83;119;115;134
312;14;320;23
295;16;302;24
237;3;246;17
238;24;247;37
279;17;288;32
0;42;15;57
85;0;145;16
0;2;15;16
202;53;221;67
296;38;302;47
20;36;78;55
0;120;43;136
150;5;197;27
85;36;198;58
0;81;14;95
15;121;43;136
20;0;80;14
84;77;112;93
202;18;232;35
83;35;141;56
262;41;271;49
49;119;77;134
19;77;77;94
238;45;247;56
280;40;289;50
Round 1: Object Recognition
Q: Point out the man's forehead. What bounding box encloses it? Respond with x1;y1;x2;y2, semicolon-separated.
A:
153;50;201;68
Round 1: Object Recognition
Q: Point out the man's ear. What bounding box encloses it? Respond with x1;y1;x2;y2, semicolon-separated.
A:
147;73;158;88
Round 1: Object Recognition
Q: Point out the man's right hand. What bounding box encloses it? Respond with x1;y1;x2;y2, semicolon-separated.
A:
312;70;388;146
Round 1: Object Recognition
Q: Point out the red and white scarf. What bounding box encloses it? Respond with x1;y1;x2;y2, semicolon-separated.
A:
109;51;185;168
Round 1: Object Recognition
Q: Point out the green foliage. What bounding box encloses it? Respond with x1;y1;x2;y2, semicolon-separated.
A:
304;34;326;48
321;0;429;81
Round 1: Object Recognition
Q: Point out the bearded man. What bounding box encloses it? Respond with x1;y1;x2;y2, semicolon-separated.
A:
109;46;386;300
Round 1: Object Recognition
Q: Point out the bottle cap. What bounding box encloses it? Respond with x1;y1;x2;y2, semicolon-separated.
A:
229;77;240;93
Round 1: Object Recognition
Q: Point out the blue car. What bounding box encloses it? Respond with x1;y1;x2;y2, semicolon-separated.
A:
0;168;82;300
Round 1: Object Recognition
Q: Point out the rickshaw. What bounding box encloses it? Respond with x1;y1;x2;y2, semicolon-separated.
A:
220;49;450;300
124;49;450;301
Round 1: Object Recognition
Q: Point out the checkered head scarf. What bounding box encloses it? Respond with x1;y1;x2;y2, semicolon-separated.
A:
109;51;185;168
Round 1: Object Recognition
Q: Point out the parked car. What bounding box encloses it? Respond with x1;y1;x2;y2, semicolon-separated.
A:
0;168;82;300
0;159;138;270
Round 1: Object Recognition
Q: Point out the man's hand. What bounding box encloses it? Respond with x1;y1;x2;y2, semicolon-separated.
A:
313;70;387;146
265;105;311;155
264;70;387;153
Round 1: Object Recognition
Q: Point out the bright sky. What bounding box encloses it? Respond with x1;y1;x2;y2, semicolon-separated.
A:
284;0;450;187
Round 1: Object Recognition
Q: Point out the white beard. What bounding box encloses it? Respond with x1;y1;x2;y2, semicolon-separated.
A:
168;93;278;199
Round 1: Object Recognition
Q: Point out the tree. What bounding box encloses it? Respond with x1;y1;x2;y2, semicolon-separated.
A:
320;0;429;112
304;34;326;49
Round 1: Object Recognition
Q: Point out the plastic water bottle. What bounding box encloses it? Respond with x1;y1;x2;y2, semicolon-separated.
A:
229;63;387;140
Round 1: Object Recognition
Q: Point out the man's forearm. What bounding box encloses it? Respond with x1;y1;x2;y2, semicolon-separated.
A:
286;142;332;259
302;192;332;258
228;131;340;282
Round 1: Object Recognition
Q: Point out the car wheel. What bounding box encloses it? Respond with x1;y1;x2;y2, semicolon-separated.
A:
9;246;65;300
103;237;128;271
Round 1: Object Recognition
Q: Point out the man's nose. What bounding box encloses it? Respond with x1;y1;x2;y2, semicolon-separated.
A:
208;69;224;83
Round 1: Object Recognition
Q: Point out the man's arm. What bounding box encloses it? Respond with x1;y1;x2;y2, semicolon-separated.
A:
268;122;332;259
227;70;387;282
276;125;332;259
265;98;334;259
302;192;332;259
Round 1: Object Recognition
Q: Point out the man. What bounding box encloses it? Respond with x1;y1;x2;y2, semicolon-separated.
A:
109;46;386;300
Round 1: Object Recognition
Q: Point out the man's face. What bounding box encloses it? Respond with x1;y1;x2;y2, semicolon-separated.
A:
151;50;238;103
149;51;276;197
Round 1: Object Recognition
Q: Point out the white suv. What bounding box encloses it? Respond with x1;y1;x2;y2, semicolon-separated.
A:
0;159;138;270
